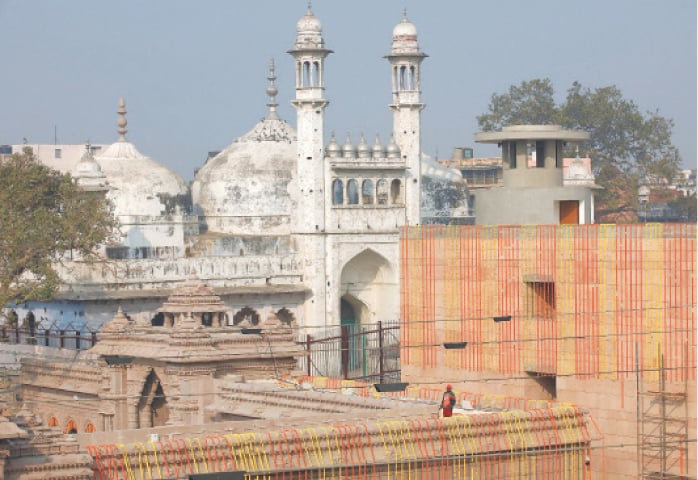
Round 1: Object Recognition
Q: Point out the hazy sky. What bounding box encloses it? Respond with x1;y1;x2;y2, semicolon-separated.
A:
1;0;695;180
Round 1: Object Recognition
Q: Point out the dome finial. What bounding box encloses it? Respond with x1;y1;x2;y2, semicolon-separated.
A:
403;7;408;19
307;0;313;14
117;97;127;142
266;58;279;119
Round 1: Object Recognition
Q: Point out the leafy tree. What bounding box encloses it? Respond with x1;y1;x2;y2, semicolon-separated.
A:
477;79;681;222
0;147;117;314
477;79;558;131
668;193;697;222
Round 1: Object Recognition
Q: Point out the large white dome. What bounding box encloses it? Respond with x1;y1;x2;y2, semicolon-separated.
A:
192;115;298;236
96;141;188;217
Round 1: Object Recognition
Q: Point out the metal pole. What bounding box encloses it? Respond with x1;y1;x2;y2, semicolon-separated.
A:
378;321;384;383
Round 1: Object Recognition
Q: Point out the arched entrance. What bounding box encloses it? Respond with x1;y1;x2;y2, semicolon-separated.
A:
338;249;398;380
339;249;396;327
137;370;169;428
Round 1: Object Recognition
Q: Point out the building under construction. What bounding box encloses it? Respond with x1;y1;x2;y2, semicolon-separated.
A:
400;222;696;479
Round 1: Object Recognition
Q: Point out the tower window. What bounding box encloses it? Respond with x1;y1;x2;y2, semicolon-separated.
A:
347;179;359;205
376;179;389;205
302;61;311;87
362;180;374;204
391;179;402;204
332;179;344;205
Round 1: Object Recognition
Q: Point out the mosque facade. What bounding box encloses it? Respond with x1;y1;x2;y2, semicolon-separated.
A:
3;7;469;353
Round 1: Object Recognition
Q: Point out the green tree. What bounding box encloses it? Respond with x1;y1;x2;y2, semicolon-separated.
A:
477;79;681;222
0;147;117;313
477;78;558;131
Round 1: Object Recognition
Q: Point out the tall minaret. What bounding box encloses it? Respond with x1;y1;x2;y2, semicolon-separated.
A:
386;11;427;225
289;3;333;233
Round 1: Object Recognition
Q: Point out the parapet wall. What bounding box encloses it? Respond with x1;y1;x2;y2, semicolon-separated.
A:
85;405;593;479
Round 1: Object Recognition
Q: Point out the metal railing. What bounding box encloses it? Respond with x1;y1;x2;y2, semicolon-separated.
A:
0;326;97;350
301;321;401;383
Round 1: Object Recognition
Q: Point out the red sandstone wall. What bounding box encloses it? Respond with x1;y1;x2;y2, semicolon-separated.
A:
400;223;697;479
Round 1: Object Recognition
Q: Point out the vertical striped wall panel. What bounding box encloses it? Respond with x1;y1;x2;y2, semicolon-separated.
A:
400;224;696;382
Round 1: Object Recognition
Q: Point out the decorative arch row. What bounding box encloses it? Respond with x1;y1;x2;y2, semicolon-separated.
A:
151;307;295;328
48;415;96;434
332;178;403;206
232;307;295;327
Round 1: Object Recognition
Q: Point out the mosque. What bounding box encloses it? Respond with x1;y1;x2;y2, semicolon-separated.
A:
4;7;468;342
4;6;469;346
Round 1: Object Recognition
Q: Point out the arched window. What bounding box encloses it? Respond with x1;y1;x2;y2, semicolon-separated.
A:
233;307;260;326
391;179;402;204
312;61;320;86
48;416;59;427
64;419;78;434
201;312;213;327
332;179;344;205
362;180;374;204
399;66;407;91
409;66;416;90
347;180;359;205
376;179;389;205
302;61;311;87
84;423;96;433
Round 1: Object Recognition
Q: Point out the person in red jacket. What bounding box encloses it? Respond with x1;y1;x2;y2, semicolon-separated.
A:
440;384;457;417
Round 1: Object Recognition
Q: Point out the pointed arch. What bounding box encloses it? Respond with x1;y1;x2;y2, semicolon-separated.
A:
347;179;359;205
332;179;344;205
64;419;78;434
137;369;169;428
84;422;96;433
391;179;403;204
48;416;59;427
339;249;397;328
362;180;374;204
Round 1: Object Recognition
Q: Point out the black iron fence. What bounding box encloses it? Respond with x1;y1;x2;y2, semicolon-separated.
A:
301;320;401;383
1;321;402;383
0;326;97;350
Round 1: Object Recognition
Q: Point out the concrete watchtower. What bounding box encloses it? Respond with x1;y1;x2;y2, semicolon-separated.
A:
289;4;333;234
474;125;594;225
385;11;427;225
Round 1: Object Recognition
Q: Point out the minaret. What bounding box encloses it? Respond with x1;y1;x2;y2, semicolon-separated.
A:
385;10;427;225
288;3;333;233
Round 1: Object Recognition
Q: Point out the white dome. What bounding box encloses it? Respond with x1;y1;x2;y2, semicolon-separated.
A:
297;9;322;34
393;17;417;38
73;147;108;191
96;141;188;217
294;7;325;49
192;115;298;236
391;15;420;54
74;149;103;177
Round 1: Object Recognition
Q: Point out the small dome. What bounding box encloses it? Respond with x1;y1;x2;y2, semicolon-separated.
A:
297;8;322;34
73;146;103;177
96;98;187;217
357;134;371;158
372;134;386;158
342;133;356;158
393;16;418;39
386;135;401;158
391;12;420;55
294;6;325;49
326;132;341;158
